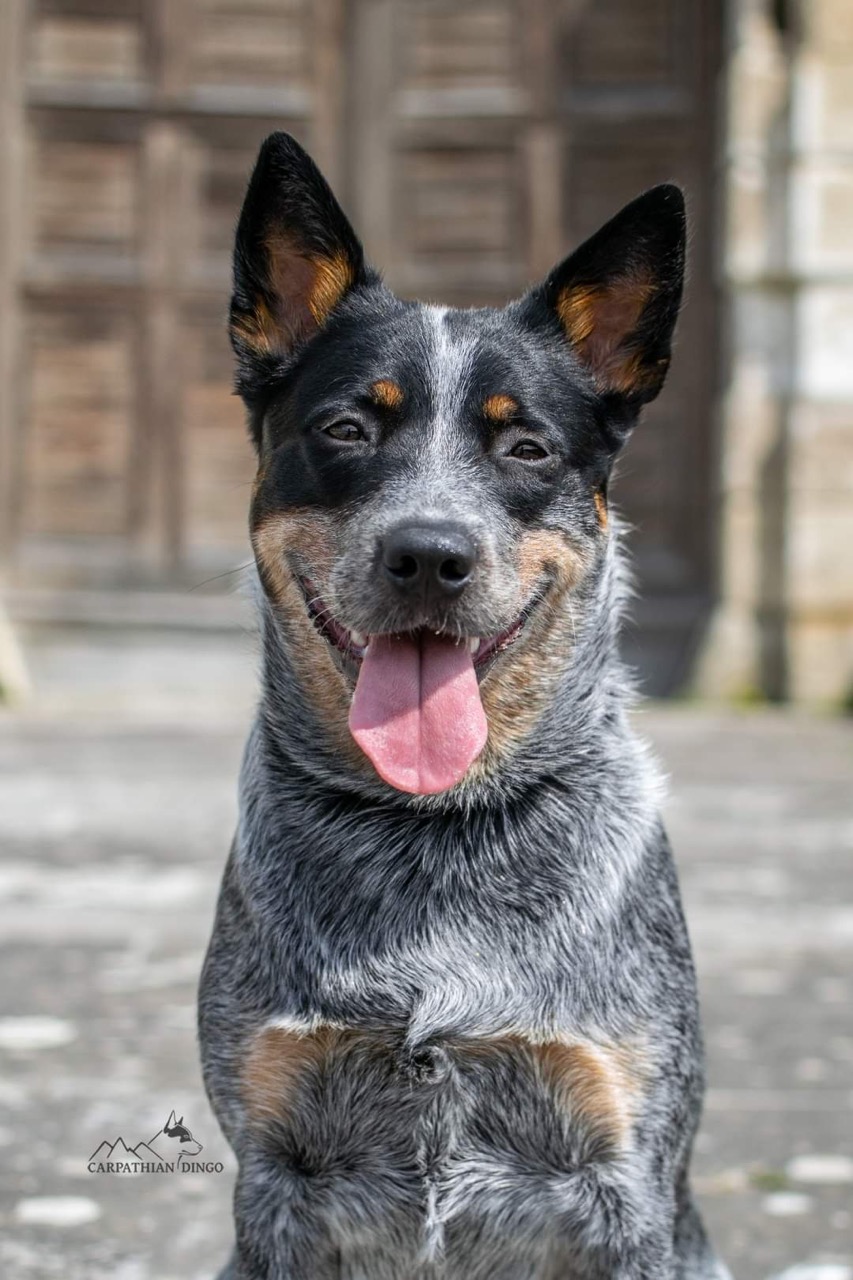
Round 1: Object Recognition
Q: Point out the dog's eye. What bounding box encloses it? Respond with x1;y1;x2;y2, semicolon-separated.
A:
507;440;549;461
324;420;364;443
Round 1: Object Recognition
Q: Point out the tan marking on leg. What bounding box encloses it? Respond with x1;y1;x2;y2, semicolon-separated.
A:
482;393;519;424
370;379;404;411
531;1040;644;1150
451;1034;648;1152
593;490;608;530
243;1026;338;1123
243;1025;397;1124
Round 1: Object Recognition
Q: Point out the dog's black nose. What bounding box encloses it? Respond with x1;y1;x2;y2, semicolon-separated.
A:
381;522;477;601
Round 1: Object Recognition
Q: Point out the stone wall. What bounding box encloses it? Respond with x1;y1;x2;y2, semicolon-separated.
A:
697;0;853;704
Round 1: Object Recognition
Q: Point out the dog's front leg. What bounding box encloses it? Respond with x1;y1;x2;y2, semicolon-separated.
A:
231;1153;341;1280
607;1254;675;1280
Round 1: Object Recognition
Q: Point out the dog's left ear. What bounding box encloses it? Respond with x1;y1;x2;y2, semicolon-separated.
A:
523;184;685;426
230;131;374;400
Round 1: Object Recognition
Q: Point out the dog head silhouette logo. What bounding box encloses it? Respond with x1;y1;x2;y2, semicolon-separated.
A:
157;1110;203;1159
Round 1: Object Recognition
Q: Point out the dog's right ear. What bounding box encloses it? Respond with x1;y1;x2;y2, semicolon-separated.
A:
230;132;373;411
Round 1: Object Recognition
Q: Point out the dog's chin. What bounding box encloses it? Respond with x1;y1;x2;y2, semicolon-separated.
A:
294;574;548;687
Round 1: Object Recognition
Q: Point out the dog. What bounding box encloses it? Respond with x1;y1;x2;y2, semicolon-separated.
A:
199;131;730;1280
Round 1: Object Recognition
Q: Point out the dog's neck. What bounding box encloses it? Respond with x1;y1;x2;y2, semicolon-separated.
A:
236;534;662;969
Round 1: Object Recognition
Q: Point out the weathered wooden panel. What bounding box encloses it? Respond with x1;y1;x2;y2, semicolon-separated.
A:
402;1;519;88
29;10;144;83
188;0;311;88
181;308;254;556
567;0;684;88
22;306;135;537
400;148;517;254
32;132;140;252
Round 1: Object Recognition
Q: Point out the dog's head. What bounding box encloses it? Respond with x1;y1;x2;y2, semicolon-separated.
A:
231;133;685;798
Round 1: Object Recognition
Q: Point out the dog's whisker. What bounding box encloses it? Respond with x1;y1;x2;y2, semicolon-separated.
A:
187;562;254;593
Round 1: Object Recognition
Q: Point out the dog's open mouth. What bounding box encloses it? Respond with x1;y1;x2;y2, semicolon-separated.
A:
300;578;528;672
298;577;537;796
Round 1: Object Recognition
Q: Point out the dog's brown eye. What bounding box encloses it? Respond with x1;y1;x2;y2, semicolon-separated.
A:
508;440;548;461
324;420;364;442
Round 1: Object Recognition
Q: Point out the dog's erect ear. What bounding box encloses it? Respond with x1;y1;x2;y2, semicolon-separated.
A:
230;132;372;391
524;184;685;419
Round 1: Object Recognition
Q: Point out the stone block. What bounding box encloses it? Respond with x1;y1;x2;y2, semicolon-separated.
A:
789;401;853;494
790;161;853;273
787;616;853;702
792;55;853;152
787;489;853;612
798;286;853;400
802;0;853;56
719;362;786;493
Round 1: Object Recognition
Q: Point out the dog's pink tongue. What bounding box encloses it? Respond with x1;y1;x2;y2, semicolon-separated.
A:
349;633;488;795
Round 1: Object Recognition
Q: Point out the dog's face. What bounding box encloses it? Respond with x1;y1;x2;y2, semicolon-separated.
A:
231;134;685;797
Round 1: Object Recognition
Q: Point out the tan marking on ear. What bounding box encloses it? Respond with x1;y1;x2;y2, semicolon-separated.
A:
593;490;608;529
231;298;280;358
555;274;657;396
555;283;601;346
370;379;404;411
482;393;519;423
306;250;357;325
257;235;356;351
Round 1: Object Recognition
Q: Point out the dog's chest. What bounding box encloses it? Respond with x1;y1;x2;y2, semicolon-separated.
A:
241;1019;645;1268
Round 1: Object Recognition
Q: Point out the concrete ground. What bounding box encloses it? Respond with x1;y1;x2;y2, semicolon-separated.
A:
0;627;851;1280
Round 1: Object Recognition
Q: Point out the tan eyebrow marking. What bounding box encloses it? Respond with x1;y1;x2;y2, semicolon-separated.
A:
370;379;404;410
482;393;519;423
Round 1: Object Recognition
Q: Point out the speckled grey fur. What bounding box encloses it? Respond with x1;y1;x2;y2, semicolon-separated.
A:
199;524;730;1279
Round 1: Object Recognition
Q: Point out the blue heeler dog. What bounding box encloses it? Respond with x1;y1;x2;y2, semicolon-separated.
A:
199;132;731;1280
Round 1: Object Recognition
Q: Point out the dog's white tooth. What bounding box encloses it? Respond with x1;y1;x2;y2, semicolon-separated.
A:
468;637;480;653
350;630;367;648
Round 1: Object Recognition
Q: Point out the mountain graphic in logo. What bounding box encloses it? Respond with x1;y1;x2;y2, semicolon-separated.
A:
88;1111;204;1172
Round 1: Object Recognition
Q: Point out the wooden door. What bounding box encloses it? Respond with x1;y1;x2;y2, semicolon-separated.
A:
1;0;720;689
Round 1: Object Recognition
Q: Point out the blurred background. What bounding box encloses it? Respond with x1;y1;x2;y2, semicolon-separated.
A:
0;2;850;1279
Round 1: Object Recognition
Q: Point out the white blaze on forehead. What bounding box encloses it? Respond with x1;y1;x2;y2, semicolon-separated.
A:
425;305;478;449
